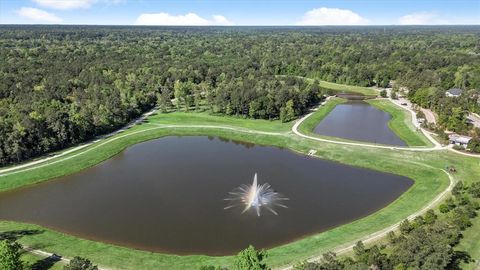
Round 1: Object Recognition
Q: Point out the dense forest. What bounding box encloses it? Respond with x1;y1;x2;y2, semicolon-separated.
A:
1;25;479;165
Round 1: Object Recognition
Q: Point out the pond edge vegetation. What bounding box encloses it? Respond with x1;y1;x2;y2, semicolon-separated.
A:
2;97;474;269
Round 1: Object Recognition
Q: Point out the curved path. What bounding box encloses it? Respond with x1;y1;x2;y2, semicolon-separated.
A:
0;124;286;177
0;97;474;269
276;167;455;270
386;97;442;148
0;107;158;175
2;98;476;177
292;113;443;152
276;99;459;269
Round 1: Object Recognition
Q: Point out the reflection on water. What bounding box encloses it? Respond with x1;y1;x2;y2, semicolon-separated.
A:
0;136;412;255
314;101;407;146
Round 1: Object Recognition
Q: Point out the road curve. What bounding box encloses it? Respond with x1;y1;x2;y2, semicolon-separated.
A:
291;109;444;152
276;167;455;270
1;97;474;268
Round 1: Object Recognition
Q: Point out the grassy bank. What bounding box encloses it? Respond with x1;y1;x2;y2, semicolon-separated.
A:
296;97;346;135
367;99;433;147
0;131;453;269
318;80;377;96
457;211;480;270
277;75;378;96
1;103;479;269
297;97;431;147
20;252;64;270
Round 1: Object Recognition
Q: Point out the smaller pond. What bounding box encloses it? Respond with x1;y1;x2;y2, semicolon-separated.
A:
314;100;407;146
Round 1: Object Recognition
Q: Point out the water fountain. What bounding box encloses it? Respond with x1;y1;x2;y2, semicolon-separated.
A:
224;173;289;216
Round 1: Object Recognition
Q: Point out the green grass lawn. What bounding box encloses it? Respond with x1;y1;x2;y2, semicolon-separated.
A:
296;97;347;135
277;75;378;96
457;212;480;270
147;110;293;133
366;99;433;147
318;80;378;96
20;252;65;270
1;102;479;269
297;97;431;147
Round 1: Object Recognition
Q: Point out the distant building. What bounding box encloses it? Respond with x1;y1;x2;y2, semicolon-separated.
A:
446;88;464;98
449;134;472;148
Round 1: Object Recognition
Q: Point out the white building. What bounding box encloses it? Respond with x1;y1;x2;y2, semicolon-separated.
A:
449;134;472;148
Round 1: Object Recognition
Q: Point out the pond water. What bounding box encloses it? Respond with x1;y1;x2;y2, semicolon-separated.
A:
314;101;407;146
0;136;412;255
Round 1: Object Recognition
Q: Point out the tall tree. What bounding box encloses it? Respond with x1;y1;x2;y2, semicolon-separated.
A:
0;240;23;270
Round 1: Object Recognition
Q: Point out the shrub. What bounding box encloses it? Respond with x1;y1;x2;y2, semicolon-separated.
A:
234;245;268;270
64;257;98;270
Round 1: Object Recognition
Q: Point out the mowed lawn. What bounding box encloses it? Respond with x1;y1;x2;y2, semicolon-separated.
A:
367;99;433;147
318;80;378;96
297;97;432;147
0;82;479;269
276;75;378;96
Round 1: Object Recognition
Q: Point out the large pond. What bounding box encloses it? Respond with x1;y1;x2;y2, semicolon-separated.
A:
314;100;407;146
0;136;412;255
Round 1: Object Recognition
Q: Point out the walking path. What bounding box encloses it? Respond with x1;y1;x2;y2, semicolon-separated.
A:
2;97;476;268
23;246;110;270
277;167;455;270
0;124;286;178
387;97;442;148
0;107;158;175
292;98;443;152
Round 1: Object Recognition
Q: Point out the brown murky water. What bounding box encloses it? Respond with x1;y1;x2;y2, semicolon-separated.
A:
314;100;407;146
0;136;412;255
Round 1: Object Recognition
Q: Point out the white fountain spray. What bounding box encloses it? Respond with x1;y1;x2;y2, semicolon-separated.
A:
224;173;289;216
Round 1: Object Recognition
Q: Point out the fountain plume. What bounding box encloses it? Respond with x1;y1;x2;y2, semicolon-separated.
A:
224;173;288;216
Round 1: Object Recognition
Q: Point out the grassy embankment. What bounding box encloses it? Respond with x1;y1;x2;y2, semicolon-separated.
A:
458;214;480;270
20;252;64;270
0;109;478;269
367;99;433;147
297;97;431;147
0;87;479;269
276;75;378;96
293;75;431;147
318;80;377;96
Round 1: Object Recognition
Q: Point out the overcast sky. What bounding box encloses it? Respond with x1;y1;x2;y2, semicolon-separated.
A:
1;0;479;25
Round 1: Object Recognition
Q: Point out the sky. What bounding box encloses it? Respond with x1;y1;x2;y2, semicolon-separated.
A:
0;0;479;26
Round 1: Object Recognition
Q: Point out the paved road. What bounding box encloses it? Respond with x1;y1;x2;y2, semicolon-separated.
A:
388;97;442;148
276;167;455;270
1;97;475;269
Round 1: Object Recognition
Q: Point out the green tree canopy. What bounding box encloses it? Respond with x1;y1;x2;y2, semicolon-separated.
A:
0;240;23;270
234;245;269;270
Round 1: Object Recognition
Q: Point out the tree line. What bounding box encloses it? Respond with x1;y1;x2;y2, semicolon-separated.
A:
1;25;479;165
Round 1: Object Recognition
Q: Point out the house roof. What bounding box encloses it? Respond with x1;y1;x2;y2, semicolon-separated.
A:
449;134;472;144
446;88;464;96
